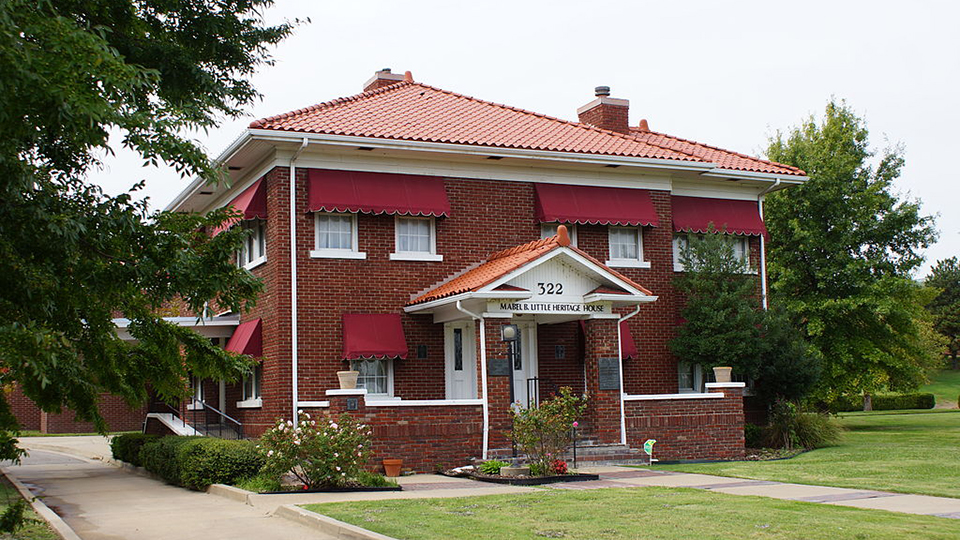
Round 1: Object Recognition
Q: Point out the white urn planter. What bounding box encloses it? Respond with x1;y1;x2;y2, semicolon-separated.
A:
712;366;733;383
337;370;359;389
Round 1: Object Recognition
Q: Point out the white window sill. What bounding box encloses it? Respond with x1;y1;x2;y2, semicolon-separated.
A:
310;249;367;260
606;259;651;269
673;265;758;274
186;402;203;411
241;256;267;271
236;398;262;409
389;252;444;262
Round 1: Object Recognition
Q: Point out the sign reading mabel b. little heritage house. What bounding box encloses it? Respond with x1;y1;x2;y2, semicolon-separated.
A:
487;301;611;315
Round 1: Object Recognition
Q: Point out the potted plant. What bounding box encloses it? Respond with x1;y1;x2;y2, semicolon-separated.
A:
382;458;402;477
337;370;359;389
713;366;733;383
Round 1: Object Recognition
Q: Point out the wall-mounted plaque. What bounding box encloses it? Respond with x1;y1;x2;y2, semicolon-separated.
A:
598;357;620;391
346;397;359;411
489;358;511;377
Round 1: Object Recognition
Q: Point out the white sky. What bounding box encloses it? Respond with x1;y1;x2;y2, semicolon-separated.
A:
87;0;960;276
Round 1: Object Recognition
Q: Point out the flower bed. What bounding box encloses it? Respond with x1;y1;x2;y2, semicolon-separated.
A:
459;470;599;486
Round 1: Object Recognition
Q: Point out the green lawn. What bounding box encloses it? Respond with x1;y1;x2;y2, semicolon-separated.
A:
305;487;959;540
922;369;960;408
0;477;59;540
657;410;960;498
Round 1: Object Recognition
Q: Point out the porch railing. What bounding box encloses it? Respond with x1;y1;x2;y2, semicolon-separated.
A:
190;399;244;440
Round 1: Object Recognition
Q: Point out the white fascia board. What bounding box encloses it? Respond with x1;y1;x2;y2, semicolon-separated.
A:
404;292;474;313
165;131;256;212
700;168;808;184
582;293;659;304
246;129;718;173
112;316;241;329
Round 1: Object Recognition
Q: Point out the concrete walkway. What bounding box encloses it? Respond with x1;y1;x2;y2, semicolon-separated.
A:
4;436;959;540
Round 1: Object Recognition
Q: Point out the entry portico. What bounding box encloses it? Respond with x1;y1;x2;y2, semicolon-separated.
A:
405;226;657;456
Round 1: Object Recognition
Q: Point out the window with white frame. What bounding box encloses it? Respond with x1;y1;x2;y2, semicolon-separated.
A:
238;363;262;407
540;223;577;246
678;362;704;393
673;234;749;272
606;226;649;268
390;216;442;261
311;213;366;259
237;220;266;269
351;359;393;396
187;376;204;409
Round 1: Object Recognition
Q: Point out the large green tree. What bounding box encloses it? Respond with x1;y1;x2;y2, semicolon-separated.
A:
764;100;940;402
926;257;960;369
0;0;297;459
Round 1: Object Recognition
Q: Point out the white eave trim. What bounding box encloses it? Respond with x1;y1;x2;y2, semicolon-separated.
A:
582;293;658;304
700;168;807;183
112;315;241;329
165;131;257;212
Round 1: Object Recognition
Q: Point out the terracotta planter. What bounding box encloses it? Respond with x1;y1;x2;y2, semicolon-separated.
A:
337;370;359;389
383;458;403;477
712;366;732;383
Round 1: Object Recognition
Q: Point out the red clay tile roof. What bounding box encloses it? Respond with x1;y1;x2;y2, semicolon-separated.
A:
408;235;652;306
250;81;804;177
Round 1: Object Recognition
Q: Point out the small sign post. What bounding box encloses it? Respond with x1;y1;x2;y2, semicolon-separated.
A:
643;439;657;463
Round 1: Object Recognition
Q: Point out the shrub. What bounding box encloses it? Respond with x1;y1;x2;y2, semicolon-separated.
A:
110;433;158;467
178;438;264;490
235;474;281;493
550;459;568;475
478;460;510;475
764;400;841;450
258;412;372;489
743;423;762;448
509;387;587;476
138;436;200;485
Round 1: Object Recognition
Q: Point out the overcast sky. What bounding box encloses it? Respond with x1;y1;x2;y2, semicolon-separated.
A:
88;0;959;276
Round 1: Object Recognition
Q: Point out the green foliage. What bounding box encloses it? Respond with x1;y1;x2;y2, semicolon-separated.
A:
138;436;199;486
0;500;30;534
258;412;372;489
754;308;820;403
926;257;960;369
235;473;281;493
743;423;763;448
764;400;841;450
509;387;586;476
827;393;936;412
764;100;939;402
671;228;763;373
109;433;159;467
178;438;264;490
478;460;511;475
354;470;397;488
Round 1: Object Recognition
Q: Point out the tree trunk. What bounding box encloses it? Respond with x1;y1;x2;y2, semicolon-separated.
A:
863;393;873;412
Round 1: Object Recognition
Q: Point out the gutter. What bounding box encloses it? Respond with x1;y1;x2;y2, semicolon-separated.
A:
757;179;780;310
456;300;490;460
617;306;642;446
290;137;309;424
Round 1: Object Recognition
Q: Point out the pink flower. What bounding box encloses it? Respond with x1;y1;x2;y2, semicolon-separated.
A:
572;421;579;428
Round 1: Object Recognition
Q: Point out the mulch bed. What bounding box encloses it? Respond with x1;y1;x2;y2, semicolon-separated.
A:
743;448;806;461
443;470;600;486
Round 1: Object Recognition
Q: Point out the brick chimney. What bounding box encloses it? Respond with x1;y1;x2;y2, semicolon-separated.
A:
363;68;406;92
577;86;630;134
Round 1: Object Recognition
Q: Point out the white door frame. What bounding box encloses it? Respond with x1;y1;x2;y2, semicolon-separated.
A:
445;322;478;399
512;321;539;408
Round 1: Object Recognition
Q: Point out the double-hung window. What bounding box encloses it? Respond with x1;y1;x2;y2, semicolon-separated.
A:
238;364;263;408
237;220;266;269
540;223;577;246
606;227;650;268
673;234;749;272
351;359;393;396
390;216;442;261
311;213;365;259
678;362;704;393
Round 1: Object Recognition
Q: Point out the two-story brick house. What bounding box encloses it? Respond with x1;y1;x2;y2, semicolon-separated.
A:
161;69;806;468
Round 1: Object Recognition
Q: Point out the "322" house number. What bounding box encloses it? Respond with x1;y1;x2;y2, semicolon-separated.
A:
537;282;563;295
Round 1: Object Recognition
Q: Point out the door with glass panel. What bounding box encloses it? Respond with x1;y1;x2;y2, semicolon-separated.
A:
445;322;477;399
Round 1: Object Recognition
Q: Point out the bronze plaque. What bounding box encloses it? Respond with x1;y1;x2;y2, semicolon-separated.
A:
598;357;620;390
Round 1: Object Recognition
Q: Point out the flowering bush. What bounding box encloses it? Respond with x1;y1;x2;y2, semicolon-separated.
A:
509;387;586;476
258;412;372;489
551;459;568;475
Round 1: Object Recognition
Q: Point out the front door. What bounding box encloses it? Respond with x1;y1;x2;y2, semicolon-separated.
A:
445;322;477;399
512;322;539;408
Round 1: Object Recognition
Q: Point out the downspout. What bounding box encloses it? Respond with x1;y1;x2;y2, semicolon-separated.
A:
290;138;309;424
757;179;781;310
617;306;642;446
456;300;489;460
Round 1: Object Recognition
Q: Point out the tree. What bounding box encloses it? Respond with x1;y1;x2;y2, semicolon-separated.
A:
0;0;297;465
926;257;960;369
764;100;940;403
670;228;764;377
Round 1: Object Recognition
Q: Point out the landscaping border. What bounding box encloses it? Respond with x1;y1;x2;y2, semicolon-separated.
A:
1;467;82;540
455;472;600;486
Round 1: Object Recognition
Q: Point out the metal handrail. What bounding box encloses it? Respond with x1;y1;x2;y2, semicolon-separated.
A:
190;398;244;440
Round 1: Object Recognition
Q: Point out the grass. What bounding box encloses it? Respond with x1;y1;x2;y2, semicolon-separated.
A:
657;410;960;498
304;487;960;540
921;369;960;408
0;477;59;540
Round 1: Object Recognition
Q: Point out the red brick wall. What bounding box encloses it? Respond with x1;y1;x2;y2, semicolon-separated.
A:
624;386;745;461
8;386;145;434
536;321;585;398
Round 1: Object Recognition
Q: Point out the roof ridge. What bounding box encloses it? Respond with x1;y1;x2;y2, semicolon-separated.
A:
249;81;416;128
629;127;805;175
487;236;558;261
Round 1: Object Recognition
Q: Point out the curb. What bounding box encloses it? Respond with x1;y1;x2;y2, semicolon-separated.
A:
274;504;399;540
207;484;253;504
1;467;82;540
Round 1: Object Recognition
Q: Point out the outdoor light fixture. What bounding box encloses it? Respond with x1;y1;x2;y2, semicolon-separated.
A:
501;324;519;342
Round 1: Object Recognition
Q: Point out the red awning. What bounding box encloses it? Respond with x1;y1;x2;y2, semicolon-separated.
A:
212;179;267;235
225;318;263;357
308;169;450;216
342;313;409;360
535;183;659;227
620;320;637;361
671;196;766;236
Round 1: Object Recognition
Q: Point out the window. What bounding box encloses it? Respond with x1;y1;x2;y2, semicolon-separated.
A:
390;216;442;261
238;364;263;408
351;359;393;396
678;362;704;393
311;213;365;259
673;234;750;272
237;220;266;269
187;376;204;409
540;223;577;246
606;227;650;268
